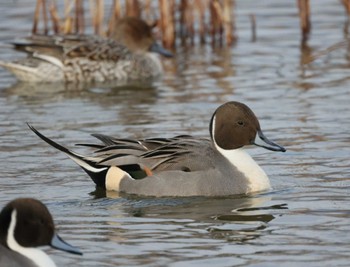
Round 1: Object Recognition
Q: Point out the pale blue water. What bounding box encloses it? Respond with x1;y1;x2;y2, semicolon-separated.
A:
0;1;350;266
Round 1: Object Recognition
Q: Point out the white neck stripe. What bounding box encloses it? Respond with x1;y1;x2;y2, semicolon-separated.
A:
211;116;216;142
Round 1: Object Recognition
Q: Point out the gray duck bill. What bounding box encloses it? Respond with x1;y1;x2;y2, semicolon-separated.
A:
253;130;286;152
50;234;83;255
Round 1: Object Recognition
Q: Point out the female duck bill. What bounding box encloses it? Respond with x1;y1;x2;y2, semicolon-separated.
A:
149;42;173;57
253;130;286;152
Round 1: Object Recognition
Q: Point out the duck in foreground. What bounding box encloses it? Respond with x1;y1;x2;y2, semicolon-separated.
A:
0;17;172;83
28;101;286;197
0;198;82;267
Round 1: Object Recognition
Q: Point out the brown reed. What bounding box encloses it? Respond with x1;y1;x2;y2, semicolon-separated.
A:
48;1;60;34
159;0;175;48
297;0;311;46
90;0;104;35
195;0;208;44
32;0;49;34
30;0;349;49
75;0;85;34
341;0;350;15
31;0;239;47
250;14;256;42
222;0;235;45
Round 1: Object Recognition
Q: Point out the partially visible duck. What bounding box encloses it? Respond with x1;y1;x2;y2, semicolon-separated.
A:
0;17;172;83
28;101;286;197
0;198;82;267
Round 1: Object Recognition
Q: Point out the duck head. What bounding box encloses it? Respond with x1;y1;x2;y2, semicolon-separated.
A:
109;17;173;57
0;198;82;255
210;101;286;152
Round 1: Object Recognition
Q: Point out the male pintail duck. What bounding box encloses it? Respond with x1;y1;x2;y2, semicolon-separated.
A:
0;198;82;267
28;101;286;197
0;17;172;83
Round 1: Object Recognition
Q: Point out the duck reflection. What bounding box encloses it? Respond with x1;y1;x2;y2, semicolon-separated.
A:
1;79;157;102
91;189;287;242
0;80;159;127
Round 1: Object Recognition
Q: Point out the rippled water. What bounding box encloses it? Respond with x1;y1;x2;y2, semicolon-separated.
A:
0;1;350;266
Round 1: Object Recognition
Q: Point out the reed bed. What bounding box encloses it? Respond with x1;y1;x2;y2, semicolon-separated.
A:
31;0;237;47
31;0;350;49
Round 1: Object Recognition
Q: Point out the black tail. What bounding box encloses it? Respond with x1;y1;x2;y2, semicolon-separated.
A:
27;123;108;188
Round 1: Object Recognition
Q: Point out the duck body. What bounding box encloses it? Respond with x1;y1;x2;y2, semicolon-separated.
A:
95;136;271;196
0;198;82;267
28;101;286;197
0;18;172;83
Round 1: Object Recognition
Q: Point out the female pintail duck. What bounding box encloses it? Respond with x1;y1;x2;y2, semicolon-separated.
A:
0;198;82;267
28;101;286;197
0;17;172;83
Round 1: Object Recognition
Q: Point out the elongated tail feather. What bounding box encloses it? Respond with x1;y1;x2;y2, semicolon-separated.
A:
27;123;108;188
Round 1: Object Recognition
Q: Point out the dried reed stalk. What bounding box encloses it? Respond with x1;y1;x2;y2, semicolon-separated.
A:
297;0;311;45
32;0;49;34
186;0;195;45
75;0;85;34
63;0;74;34
210;0;223;45
159;0;175;48
195;0;208;44
41;0;49;34
341;0;350;15
222;0;235;45
179;0;187;42
48;1;61;34
32;0;41;34
89;0;104;35
32;0;241;47
341;0;350;36
250;14;256;42
107;0;121;36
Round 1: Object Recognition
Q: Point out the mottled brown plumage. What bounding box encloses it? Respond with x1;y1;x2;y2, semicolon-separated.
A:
0;17;172;83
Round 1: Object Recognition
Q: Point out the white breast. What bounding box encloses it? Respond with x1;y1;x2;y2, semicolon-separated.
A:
215;145;271;193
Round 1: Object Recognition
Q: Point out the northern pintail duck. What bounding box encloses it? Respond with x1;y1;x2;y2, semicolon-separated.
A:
0;198;82;267
0;17;172;83
28;101;286;197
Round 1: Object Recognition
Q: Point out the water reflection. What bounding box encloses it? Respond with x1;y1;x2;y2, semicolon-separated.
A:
0;80;161;126
0;80;158;102
94;189;285;220
90;189;288;243
100;194;288;244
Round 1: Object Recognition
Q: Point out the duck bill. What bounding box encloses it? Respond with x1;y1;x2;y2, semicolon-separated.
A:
253;130;286;152
149;42;173;57
50;233;83;255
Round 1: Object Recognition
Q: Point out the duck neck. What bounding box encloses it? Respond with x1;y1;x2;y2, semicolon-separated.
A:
215;144;271;193
7;210;56;267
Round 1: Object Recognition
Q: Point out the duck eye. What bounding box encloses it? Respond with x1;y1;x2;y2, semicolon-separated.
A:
237;121;244;126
